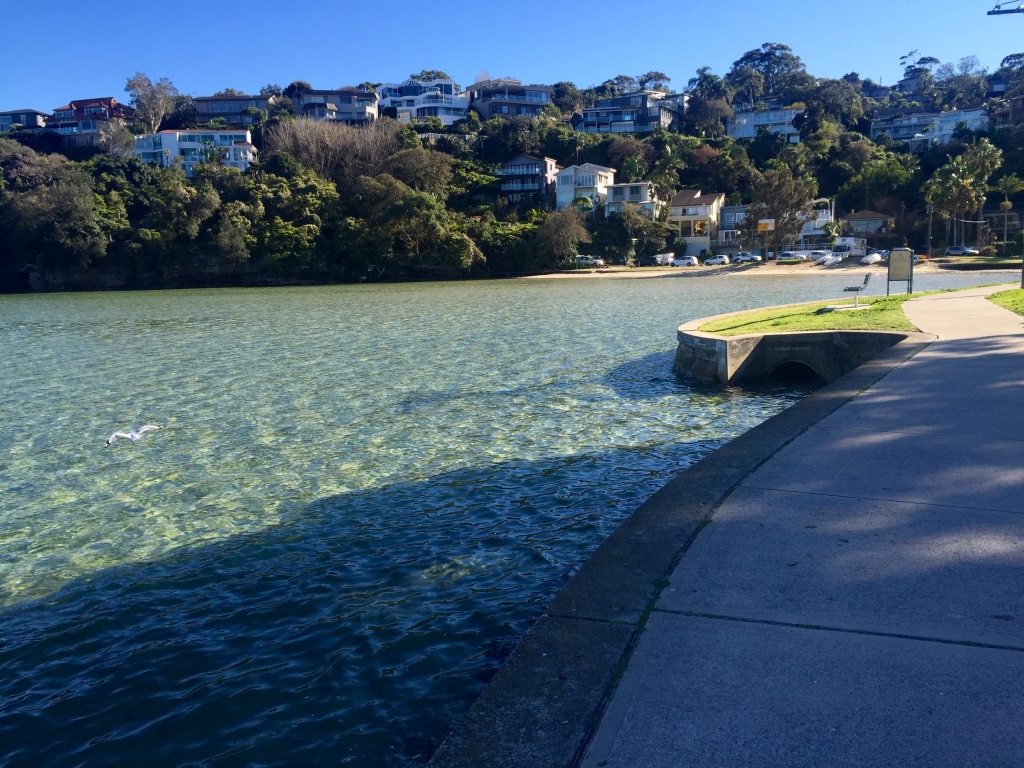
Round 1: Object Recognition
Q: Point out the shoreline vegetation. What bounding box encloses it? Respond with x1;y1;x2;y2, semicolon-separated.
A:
2;46;1024;294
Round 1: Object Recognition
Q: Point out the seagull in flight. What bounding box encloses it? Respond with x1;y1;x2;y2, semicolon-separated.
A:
105;425;164;447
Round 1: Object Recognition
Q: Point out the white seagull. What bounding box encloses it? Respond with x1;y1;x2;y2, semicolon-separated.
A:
105;425;164;447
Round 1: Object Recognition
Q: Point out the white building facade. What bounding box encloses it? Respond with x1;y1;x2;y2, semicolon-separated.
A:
134;130;257;176
376;79;469;126
728;107;803;143
604;182;662;218
555;163;616;211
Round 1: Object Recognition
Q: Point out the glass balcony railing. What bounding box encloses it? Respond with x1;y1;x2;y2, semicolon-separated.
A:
479;93;549;103
496;166;541;176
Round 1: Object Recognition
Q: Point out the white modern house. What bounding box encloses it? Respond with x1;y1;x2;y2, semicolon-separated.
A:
870;107;989;151
134;130;257;176
376;79;469;126
728;107;804;143
555;163;616;211
604;182;662;218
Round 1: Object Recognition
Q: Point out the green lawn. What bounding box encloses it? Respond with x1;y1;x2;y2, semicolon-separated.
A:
988;288;1024;316
698;296;916;336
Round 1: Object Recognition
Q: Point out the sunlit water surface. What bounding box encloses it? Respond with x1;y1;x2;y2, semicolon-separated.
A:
0;272;997;766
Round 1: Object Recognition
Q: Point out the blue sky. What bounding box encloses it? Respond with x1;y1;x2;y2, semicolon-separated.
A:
1;0;1020;111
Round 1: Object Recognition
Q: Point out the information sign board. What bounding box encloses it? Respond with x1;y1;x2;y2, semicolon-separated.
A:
757;219;775;232
887;248;914;294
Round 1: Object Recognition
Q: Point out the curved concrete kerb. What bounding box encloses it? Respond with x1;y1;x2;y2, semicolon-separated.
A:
673;308;927;385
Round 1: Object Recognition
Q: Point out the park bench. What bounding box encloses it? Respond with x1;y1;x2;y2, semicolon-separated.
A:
843;274;871;307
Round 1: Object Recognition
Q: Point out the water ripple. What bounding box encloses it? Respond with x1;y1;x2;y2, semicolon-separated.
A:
0;273;993;766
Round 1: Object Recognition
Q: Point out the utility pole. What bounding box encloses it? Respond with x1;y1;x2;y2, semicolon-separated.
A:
927;203;933;257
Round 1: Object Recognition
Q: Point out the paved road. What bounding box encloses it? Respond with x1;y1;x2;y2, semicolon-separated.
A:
582;285;1024;767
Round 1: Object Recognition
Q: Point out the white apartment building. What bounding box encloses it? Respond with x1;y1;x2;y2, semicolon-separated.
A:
604;182;662;218
134;130;257;176
870;107;990;151
555;163;616;211
727;107;803;143
376;79;469;126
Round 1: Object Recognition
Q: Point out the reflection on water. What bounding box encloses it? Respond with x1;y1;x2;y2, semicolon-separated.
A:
0;273;996;765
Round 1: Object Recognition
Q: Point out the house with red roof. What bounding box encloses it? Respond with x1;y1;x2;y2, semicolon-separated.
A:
49;97;135;147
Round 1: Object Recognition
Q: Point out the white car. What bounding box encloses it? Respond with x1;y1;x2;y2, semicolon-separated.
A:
733;252;761;263
575;255;605;267
945;245;979;256
777;252;807;261
671;256;699;267
654;253;675;265
703;255;730;266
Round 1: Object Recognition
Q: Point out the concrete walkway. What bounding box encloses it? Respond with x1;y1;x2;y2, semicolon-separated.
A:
582;285;1024;767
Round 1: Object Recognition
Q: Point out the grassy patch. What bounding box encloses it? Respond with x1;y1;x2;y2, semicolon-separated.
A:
988;288;1024;317
698;291;964;336
939;256;1023;270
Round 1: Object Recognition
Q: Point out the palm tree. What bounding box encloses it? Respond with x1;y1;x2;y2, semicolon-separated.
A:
962;139;1003;245
991;173;1024;252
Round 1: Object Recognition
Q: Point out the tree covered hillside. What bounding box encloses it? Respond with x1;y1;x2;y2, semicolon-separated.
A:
2;45;1024;291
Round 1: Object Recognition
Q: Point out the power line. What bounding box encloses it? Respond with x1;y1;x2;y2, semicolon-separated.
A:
989;0;1024;14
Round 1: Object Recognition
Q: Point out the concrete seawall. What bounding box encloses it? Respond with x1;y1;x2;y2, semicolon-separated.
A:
673;310;916;385
427;307;939;768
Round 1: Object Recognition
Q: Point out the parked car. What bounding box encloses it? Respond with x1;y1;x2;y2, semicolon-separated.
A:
671;255;699;267
636;254;660;267
945;245;980;256
733;252;761;263
653;252;675;265
703;254;731;266
575;255;605;267
777;252;807;261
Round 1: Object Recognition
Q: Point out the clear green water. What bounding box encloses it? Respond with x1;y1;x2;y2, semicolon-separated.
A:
0;273;994;765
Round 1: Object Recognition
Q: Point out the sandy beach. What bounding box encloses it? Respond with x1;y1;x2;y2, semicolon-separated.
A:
527;260;1016;279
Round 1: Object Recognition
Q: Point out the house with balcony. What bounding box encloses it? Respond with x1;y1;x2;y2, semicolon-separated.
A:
574;91;676;134
717;204;749;248
292;88;378;125
870;107;989;150
468;79;551;120
841;210;895;246
727;106;803;143
194;94;279;127
869;109;938;143
134;130;257;176
798;203;834;249
668;189;725;256
497;154;558;209
0;109;48;132
555;163;616;211
376;79;468;126
48;97;134;147
604;182;662;218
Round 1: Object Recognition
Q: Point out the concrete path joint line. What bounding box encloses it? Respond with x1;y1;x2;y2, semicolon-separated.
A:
655;609;1024;654
739;483;1024;515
